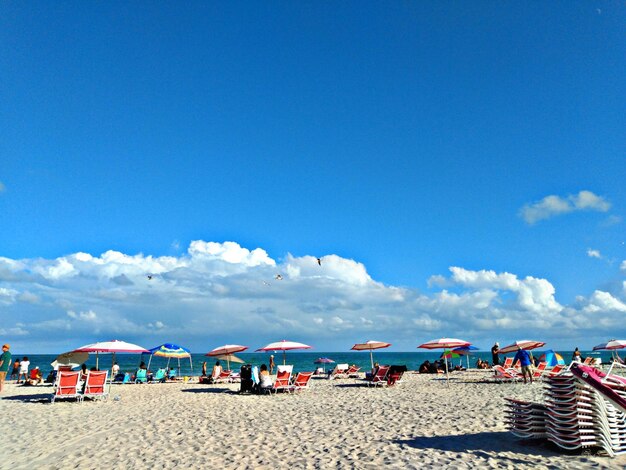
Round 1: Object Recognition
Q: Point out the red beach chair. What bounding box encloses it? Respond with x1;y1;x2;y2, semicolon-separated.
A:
290;372;313;392
532;362;547;379
368;365;390;387
214;370;233;384
51;371;82;403
83;370;109;401
492;365;521;382
272;365;293;393
347;365;361;378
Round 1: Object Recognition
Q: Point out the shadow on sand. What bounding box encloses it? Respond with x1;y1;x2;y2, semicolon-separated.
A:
181;387;237;394
2;392;53;404
393;431;565;465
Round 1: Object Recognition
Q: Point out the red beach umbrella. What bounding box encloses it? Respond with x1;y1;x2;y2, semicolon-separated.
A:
593;340;626;351
498;340;545;355
418;338;471;383
351;340;391;369
206;344;249;369
256;340;312;365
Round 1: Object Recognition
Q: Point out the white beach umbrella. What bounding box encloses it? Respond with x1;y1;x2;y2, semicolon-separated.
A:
351;340;391;369
498;340;545;355
256;340;312;365
418;338;471;384
51;351;89;369
74;339;150;370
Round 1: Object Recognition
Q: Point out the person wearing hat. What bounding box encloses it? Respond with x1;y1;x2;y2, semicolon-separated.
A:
491;342;500;366
269;354;275;374
0;344;12;393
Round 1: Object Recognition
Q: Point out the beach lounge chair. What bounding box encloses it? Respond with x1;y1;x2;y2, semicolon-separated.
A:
368;365;390;387
386;365;407;386
503;357;514;369
135;369;148;384
532;362;547;379
83;370;109;401
493;365;521;382
290;372;313;392
214;370;232;384
547;364;565;376
272;365;293;393
347;365;361;378
328;364;349;380
51;371;82;403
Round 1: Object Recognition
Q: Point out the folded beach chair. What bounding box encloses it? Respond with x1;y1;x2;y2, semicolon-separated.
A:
290;372;313;392
135;369;148;384
83;370;109;401
492;365;521;382
51;371;82;403
368;365;390;387
347;365;361;378
273;365;293;393
503;357;514;369
547;364;565;377
328;363;349;380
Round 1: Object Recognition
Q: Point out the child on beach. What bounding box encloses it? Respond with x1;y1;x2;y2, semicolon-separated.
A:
18;356;30;383
11;357;20;380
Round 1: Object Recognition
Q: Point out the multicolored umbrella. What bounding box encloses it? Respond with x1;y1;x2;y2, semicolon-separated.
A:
351;340;391;369
256;340;312;365
498;340;545;355
538;349;565;367
418;338;471;383
147;343;192;373
452;345;480;369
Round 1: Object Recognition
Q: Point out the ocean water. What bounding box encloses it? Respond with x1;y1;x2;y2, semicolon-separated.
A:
5;350;615;378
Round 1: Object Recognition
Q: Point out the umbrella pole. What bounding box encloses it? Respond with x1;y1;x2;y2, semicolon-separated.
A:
283;350;286;366
96;351;99;370
467;355;470;370
147;354;153;371
178;358;181;377
445;357;450;385
370;349;374;369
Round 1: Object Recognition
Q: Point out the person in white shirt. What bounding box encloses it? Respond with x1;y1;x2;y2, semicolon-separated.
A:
18;356;30;383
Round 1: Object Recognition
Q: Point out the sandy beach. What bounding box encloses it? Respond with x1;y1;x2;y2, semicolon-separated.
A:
1;371;625;469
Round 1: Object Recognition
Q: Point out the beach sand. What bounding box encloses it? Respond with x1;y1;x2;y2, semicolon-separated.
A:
1;371;625;469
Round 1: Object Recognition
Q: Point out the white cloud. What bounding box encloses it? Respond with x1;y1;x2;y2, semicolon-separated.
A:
621;260;626;272
519;190;611;224
587;249;602;259
1;240;625;352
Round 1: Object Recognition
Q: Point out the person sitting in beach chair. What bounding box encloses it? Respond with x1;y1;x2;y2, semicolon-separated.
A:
386;365;407;386
367;365;390;387
209;360;222;384
151;368;167;383
258;364;273;393
347;365;361;378
327;363;350;380
135;368;148;384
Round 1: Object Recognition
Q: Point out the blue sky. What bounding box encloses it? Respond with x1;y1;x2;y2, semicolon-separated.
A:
1;2;624;353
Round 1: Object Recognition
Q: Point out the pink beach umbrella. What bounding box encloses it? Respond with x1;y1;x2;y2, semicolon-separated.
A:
351;340;391;369
418;338;471;383
206;345;249;369
74;339;150;370
256;340;312;365
498;340;545;355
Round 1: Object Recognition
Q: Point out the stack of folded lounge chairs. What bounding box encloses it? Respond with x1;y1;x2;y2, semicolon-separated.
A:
504;398;547;439
506;364;626;457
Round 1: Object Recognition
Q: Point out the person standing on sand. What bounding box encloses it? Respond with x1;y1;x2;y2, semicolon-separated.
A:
0;344;12;392
491;342;500;366
269;355;275;374
513;346;534;384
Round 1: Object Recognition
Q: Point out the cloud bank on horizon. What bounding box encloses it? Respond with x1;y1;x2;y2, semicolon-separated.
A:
1;240;625;353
